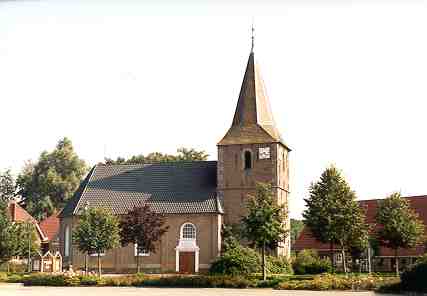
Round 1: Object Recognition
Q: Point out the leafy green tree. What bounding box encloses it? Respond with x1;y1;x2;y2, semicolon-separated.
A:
0;169;16;202
242;182;288;280
376;192;425;276
15;221;39;272
290;219;304;246
0;201;17;265
120;204;169;273
303;165;369;272
0;202;38;269
73;207;120;276
17;137;87;220
104;147;209;164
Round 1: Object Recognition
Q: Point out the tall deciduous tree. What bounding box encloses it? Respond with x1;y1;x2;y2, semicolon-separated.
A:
73;207;120;277
0;169;16;202
242;182;288;280
120;204;169;273
17;137;87;220
303;165;369;273
376;192;425;276
104;147;209;165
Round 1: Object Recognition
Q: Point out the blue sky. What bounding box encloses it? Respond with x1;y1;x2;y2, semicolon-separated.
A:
1;0;426;218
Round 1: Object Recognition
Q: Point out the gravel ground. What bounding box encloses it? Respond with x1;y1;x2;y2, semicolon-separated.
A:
0;283;398;296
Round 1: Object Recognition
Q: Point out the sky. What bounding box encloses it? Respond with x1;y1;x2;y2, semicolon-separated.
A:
0;0;426;219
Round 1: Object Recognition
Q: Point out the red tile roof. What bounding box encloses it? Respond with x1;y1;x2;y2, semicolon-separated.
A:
39;213;60;241
294;195;427;257
7;201;47;242
8;201;37;223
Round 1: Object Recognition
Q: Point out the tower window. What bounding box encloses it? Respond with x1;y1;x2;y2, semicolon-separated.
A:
244;150;252;170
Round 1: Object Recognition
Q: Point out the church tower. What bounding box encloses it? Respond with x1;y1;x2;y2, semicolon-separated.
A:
217;46;291;256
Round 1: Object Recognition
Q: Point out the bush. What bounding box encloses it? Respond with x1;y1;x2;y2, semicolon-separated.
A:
0;272;7;282
209;243;260;276
79;275;105;286
143;275;253;288
266;256;293;274
292;249;332;275
400;254;427;292
23;274;81;286
277;273;397;291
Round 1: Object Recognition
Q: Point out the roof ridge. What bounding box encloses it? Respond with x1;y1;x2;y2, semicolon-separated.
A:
97;160;217;167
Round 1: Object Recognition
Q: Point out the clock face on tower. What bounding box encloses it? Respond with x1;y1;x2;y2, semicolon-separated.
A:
258;147;270;159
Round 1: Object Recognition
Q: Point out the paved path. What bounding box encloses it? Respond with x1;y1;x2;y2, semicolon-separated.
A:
0;283;397;296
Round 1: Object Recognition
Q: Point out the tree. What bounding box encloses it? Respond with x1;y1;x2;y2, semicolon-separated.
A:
73;207;120;276
0;169;16;202
104;147;209;165
290;219;304;247
376;192;425;276
303;165;369;273
0;201;17;265
17;137;87;220
120;204;169;273
0;202;38;269
241;182;288;280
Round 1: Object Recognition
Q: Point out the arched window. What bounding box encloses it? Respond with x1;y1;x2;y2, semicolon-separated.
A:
64;226;70;257
244;150;252;170
181;223;196;240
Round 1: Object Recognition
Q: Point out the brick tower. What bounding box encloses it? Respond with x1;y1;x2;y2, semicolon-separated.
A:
217;48;291;256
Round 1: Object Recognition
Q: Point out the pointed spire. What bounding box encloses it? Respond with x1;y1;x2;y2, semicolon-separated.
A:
218;47;289;149
251;22;255;53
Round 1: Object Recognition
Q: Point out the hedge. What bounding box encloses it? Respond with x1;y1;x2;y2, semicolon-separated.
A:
20;273;398;291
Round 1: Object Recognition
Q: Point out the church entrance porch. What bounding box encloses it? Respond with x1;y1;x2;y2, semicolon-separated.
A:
175;223;199;273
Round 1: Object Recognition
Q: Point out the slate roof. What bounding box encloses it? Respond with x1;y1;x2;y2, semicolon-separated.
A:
293;195;427;257
60;161;222;217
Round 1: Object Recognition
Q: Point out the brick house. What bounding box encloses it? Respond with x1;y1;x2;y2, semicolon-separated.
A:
39;213;60;253
293;195;427;272
59;47;291;273
8;201;46;243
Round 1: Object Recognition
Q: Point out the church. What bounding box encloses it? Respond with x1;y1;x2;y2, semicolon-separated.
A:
59;45;291;273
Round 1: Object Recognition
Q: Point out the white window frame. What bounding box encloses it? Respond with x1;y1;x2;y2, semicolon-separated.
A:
64;226;70;257
134;244;150;257
181;223;196;240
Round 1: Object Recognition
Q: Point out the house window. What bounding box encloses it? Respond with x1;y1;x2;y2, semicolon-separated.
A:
64;226;70;257
134;244;150;256
244;150;252;170
181;223;196;240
